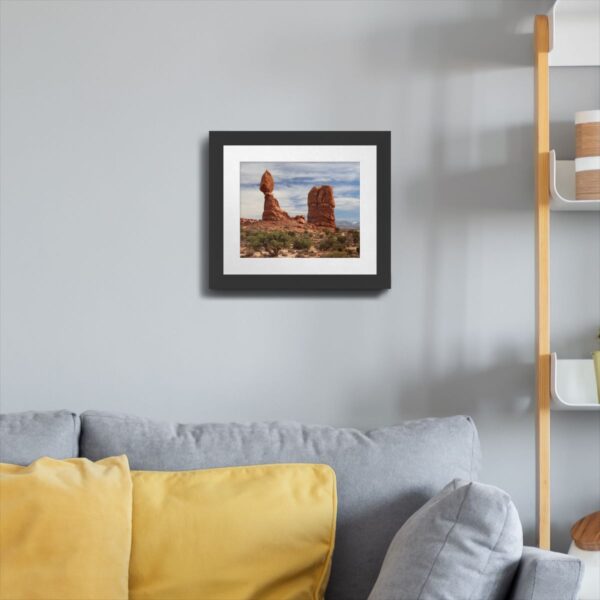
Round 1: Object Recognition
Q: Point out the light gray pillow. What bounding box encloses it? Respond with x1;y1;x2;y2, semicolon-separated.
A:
368;479;523;600
0;410;80;465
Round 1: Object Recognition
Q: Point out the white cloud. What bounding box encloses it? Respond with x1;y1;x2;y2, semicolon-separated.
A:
334;196;361;210
240;162;360;187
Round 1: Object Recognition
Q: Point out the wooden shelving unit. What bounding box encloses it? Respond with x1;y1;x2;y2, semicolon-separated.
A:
534;0;600;550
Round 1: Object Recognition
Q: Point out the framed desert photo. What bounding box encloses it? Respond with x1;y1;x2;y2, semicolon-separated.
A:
209;131;390;290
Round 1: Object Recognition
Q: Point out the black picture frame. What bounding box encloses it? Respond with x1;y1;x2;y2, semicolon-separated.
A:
209;131;391;291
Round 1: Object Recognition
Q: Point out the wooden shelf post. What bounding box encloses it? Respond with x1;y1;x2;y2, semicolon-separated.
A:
534;14;551;550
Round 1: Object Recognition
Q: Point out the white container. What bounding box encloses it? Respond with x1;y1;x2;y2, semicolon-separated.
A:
575;109;600;125
575;156;600;172
554;358;598;405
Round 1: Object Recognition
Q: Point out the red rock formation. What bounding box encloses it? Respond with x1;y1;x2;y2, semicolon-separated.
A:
260;170;292;221
262;193;291;221
307;185;336;229
260;170;274;194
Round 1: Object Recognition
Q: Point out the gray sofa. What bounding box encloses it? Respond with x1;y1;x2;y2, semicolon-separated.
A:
0;410;583;600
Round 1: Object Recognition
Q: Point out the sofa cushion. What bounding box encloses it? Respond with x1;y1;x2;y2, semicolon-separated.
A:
130;464;337;600
0;410;80;465
368;479;523;600
81;411;480;600
0;455;132;600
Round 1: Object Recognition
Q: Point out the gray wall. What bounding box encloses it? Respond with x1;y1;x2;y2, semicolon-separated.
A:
1;0;598;551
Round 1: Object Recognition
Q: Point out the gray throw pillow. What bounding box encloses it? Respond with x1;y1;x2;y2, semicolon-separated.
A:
368;479;523;600
0;410;80;465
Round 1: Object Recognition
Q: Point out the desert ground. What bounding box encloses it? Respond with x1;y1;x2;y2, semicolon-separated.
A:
240;219;360;258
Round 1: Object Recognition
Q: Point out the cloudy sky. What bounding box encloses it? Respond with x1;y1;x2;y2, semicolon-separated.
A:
240;162;360;223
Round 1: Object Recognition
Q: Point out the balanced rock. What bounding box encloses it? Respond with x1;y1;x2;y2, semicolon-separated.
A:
259;170;274;194
307;185;336;228
259;170;291;221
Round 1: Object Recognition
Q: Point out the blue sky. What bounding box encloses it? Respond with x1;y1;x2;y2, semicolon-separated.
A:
240;162;360;223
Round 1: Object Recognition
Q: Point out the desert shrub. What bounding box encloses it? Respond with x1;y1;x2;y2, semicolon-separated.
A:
318;235;335;251
326;250;347;258
246;231;291;257
293;236;312;250
336;234;346;244
247;233;265;252
288;231;296;237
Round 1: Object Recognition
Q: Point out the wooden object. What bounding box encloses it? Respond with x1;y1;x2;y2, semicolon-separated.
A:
577;169;600;200
576;122;600;157
571;511;600;551
534;14;551;551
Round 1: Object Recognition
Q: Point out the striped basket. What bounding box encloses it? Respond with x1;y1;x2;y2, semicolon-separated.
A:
576;110;600;200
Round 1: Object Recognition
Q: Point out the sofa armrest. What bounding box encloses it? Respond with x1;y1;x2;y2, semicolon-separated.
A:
508;546;583;600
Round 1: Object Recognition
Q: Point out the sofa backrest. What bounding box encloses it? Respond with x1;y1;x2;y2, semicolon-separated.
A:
0;410;80;465
80;411;481;600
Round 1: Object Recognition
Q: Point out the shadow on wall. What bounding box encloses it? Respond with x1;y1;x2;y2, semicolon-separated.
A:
386;3;550;417
371;2;540;422
397;349;534;421
364;0;545;73
396;122;534;421
198;137;209;295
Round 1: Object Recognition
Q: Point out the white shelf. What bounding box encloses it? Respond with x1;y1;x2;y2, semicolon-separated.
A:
551;353;600;411
549;151;600;211
548;0;600;66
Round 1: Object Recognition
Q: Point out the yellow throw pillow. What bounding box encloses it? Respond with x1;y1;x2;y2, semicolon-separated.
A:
130;463;337;600
0;456;132;600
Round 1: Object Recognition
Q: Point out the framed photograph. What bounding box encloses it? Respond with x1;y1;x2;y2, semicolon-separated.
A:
209;131;390;290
